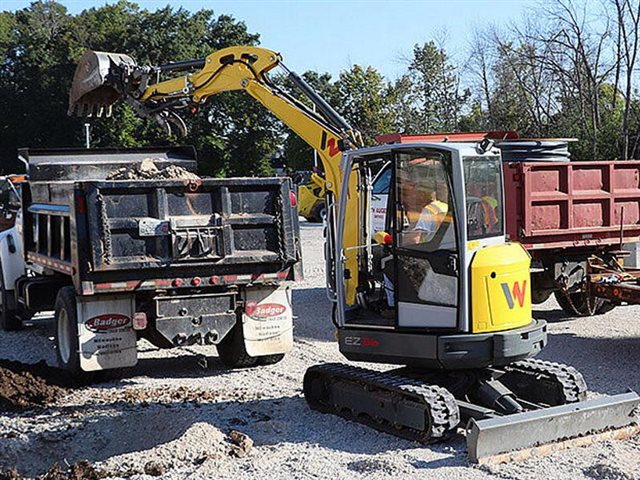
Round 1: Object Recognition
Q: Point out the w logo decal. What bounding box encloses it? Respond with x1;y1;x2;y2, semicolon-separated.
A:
501;280;527;309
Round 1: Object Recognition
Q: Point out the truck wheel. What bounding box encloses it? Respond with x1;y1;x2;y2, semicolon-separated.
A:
0;289;19;331
55;287;86;378
216;319;258;368
0;259;20;331
259;354;285;366
553;290;606;317
312;202;327;223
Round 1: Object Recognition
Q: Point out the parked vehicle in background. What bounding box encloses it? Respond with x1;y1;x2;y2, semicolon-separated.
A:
0;175;25;232
296;170;327;223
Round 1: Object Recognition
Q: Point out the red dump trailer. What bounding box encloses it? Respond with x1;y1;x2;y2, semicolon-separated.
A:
377;132;640;316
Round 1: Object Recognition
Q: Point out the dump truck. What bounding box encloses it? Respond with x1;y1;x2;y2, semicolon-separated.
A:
377;132;640;317
0;146;302;376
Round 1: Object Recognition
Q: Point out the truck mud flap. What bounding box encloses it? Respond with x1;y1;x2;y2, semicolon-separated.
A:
467;391;640;464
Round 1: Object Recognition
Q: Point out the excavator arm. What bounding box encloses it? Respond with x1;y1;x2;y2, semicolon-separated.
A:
69;46;364;303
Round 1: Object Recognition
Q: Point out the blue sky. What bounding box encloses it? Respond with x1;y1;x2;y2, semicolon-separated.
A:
3;0;535;79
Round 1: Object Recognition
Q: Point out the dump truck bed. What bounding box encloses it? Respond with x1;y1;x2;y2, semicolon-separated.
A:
20;147;301;293
504;160;640;251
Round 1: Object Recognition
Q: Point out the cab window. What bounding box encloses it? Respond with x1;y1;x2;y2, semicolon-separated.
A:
463;156;503;239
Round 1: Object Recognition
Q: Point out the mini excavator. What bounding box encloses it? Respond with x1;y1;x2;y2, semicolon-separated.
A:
68;46;640;463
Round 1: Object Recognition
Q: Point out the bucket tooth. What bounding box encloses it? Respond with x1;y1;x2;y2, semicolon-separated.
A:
467;391;640;464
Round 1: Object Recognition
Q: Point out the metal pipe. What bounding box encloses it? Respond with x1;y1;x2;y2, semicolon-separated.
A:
286;69;353;134
157;58;206;72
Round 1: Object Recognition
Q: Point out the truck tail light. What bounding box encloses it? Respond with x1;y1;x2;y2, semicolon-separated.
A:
289;190;297;207
191;277;201;286
172;278;183;287
132;312;147;330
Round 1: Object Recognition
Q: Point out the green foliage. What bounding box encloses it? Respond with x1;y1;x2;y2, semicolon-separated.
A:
333;65;395;145
404;42;470;133
0;1;276;176
2;1;638;176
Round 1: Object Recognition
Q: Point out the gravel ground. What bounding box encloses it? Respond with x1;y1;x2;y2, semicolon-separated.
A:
1;222;639;479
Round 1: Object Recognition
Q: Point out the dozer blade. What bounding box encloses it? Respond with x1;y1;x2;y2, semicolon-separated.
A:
68;50;136;117
467;391;640;464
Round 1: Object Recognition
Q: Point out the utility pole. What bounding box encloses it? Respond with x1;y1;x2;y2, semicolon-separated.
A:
84;123;91;149
313;104;318;169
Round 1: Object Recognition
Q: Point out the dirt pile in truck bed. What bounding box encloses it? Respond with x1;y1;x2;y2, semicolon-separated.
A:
107;158;201;180
0;360;73;412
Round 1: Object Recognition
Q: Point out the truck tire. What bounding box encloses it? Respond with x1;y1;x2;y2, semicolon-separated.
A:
0;289;19;331
259;354;285;366
216;319;258;368
54;287;88;379
0;259;20;331
312;202;327;223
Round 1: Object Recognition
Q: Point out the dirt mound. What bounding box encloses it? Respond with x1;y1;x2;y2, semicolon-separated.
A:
0;461;107;480
0;360;73;413
107;158;200;180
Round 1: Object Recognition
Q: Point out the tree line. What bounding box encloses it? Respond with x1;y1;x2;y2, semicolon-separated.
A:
1;0;639;176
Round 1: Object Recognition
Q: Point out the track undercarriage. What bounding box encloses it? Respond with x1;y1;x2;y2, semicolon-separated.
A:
303;359;640;463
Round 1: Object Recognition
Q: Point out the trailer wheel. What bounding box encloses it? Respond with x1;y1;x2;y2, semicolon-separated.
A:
55;287;87;378
531;288;552;305
553;290;609;317
595;300;616;315
216;319;258;368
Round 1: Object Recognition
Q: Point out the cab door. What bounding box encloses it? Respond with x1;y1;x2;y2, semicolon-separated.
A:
392;149;459;328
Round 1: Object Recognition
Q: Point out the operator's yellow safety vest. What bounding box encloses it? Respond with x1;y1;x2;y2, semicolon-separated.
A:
480;196;498;231
415;200;448;234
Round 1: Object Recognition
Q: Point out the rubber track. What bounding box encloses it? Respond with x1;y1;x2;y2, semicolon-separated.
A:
504;358;588;404
304;363;460;443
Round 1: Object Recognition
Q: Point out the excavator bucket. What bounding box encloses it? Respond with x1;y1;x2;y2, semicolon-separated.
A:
467;391;640;464
68;50;136;117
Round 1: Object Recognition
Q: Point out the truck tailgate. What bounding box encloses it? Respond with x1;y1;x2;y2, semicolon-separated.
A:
83;177;298;273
